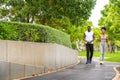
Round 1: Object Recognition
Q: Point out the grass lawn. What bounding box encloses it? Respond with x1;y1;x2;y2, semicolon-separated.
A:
78;51;120;62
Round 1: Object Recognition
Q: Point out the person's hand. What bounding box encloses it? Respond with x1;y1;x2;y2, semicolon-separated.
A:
97;38;100;42
90;41;92;43
87;41;91;44
89;41;92;44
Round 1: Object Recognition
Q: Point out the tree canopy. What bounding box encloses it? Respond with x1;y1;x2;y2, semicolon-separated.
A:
0;0;96;25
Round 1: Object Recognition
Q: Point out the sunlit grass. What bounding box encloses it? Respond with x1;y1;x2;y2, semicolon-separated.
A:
78;50;120;62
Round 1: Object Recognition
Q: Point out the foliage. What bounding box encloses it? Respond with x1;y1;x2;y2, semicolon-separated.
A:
0;21;71;48
65;20;93;42
71;42;77;50
0;22;17;39
0;0;97;44
0;0;96;30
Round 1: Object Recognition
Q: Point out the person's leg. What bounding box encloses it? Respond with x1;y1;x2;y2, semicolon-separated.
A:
100;43;104;64
100;44;103;60
86;44;90;64
102;44;106;61
90;44;94;63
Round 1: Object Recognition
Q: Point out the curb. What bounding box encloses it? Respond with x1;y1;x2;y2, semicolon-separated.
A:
112;67;120;80
14;60;80;80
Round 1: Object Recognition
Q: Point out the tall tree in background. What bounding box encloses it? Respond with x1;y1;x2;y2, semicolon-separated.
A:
98;0;120;47
0;0;96;26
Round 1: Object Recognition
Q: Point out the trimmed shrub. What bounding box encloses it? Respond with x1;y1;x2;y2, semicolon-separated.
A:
0;21;71;48
71;42;77;50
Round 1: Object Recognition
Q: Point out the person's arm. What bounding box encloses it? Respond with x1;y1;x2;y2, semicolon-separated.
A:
106;35;108;43
98;35;101;42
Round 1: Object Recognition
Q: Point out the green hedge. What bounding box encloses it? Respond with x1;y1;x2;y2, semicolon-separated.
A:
71;42;77;50
0;21;71;48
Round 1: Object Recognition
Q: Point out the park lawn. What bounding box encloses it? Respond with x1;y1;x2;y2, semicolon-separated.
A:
78;51;120;62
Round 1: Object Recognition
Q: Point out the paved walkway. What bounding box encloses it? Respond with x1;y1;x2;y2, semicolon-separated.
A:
24;58;120;80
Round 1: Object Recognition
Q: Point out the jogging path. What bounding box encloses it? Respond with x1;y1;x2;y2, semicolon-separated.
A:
23;57;120;80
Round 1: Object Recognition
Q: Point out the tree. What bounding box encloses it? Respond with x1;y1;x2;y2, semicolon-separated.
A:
0;0;96;26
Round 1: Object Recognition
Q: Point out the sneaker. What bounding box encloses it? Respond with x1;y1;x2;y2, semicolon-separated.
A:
100;61;103;65
90;59;92;64
86;61;89;64
86;60;89;64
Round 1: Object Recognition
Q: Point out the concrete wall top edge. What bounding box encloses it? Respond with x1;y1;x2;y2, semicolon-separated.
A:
0;40;77;51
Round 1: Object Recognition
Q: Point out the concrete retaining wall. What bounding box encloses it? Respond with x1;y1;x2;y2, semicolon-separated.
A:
0;40;78;80
0;61;44;80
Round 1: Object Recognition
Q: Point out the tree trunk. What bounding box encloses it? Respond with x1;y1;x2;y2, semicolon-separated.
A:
41;16;46;25
31;15;34;23
26;13;30;23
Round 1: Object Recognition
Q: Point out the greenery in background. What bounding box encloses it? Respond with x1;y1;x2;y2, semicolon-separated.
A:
0;0;96;25
71;42;77;50
92;27;101;47
0;21;71;48
65;20;93;42
98;0;120;47
78;51;120;62
0;0;96;44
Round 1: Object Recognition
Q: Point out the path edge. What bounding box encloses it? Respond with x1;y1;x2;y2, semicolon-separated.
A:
112;67;120;80
14;58;80;80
